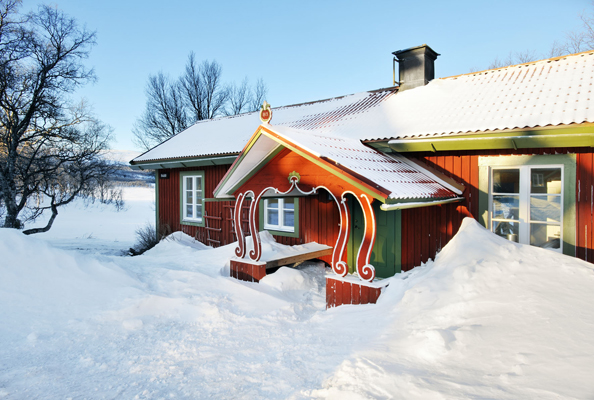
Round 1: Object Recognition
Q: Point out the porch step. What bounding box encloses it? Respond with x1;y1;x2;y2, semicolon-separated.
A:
326;275;388;308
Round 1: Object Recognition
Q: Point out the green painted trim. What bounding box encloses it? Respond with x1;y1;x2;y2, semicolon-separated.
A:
179;171;206;228
478;154;576;256
131;155;237;170
155;171;159;239
226;146;285;195
394;208;402;275
262;132;386;203
203;197;234;202
346;198;401;277
347;196;357;273
389;129;594;153
381;196;464;210
258;197;300;238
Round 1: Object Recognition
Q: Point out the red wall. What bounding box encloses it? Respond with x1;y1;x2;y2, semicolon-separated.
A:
157;161;341;264
158;146;594;271
403;147;592;270
157;164;244;246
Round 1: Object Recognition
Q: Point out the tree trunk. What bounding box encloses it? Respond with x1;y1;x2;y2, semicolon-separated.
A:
2;211;20;229
22;203;58;235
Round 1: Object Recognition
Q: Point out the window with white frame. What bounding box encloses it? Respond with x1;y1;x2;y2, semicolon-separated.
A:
182;174;203;223
264;198;295;232
490;165;563;251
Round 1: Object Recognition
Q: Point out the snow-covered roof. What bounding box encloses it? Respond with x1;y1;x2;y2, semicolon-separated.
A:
132;90;394;163
216;124;463;201
132;51;594;164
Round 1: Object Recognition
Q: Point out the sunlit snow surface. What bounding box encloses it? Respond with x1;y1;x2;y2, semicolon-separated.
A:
1;187;594;399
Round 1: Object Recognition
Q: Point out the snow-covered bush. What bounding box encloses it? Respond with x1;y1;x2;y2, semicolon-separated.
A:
131;223;159;255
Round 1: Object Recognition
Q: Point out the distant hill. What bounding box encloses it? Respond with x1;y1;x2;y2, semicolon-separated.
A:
103;149;155;185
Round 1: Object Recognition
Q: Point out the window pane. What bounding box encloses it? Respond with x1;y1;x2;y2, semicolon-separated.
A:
186;177;192;190
186;205;193;218
531;168;561;194
284;210;295;227
283;198;295;211
267;209;279;225
186;191;193;205
493;169;520;193
492;220;519;242
196;204;202;219
492;195;520;220
531;223;560;249
530;195;561;223
267;199;279;209
196;190;203;200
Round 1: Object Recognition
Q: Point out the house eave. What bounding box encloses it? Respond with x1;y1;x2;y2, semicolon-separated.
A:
380;196;465;211
384;126;594;153
130;155;238;170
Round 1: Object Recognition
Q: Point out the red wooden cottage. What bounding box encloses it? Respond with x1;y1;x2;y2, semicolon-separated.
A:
130;45;594;307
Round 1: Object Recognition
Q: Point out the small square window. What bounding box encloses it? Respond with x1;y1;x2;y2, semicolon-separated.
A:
264;198;295;233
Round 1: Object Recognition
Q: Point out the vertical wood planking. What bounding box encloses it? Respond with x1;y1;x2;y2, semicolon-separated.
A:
403;148;594;269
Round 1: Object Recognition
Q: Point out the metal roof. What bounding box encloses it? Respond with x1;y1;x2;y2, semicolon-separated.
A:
269;125;462;200
131;89;396;164
132;51;594;165
216;124;463;201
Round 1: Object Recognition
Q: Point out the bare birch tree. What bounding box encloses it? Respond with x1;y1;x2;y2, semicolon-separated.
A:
0;1;113;233
225;77;269;116
134;53;268;150
132;72;189;150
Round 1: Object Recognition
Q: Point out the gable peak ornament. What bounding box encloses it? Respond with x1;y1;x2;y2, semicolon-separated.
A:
259;101;272;123
288;171;300;183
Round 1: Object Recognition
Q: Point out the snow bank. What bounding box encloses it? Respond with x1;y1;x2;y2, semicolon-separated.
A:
0;228;139;343
310;218;594;399
165;231;211;250
2;217;594;399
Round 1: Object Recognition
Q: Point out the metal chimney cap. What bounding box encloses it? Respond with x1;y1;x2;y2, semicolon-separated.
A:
392;44;440;59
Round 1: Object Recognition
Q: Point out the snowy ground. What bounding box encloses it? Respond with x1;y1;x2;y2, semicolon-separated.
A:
1;186;594;399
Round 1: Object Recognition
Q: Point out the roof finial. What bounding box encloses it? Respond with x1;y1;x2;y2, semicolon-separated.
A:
260;101;272;123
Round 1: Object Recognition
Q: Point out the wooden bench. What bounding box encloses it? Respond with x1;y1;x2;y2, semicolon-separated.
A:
230;245;333;282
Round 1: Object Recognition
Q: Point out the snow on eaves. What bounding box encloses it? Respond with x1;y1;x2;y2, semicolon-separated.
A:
269;125;461;200
132;51;594;164
131;91;385;164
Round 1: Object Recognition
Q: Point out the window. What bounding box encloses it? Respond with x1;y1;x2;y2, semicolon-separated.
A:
490;165;562;251
263;198;295;233
181;173;204;224
479;155;576;256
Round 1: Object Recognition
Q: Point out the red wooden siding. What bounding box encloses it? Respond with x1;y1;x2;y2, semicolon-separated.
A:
157;164;247;246
403;147;593;271
326;277;383;308
157;160;341;265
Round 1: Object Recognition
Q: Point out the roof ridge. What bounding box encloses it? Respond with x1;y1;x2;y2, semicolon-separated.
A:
443;49;594;80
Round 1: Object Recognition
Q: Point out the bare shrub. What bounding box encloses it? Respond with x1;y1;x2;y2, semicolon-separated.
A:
130;223;171;256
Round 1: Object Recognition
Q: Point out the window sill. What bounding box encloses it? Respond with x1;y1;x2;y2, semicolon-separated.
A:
263;227;299;238
181;219;204;227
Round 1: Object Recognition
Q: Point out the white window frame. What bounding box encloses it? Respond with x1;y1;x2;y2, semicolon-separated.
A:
263;198;295;233
182;174;204;224
488;164;563;252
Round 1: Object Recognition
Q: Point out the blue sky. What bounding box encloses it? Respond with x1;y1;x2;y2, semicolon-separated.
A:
25;0;591;151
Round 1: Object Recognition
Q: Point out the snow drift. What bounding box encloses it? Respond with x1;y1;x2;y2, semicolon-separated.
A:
311;218;594;399
1;216;594;399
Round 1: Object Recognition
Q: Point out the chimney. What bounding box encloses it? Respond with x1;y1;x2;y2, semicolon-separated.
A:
393;44;439;91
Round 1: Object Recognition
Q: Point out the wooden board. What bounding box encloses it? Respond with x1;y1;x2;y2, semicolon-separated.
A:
265;247;333;269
